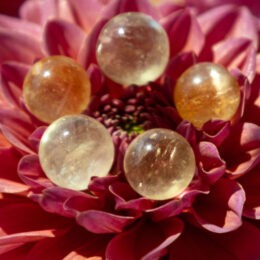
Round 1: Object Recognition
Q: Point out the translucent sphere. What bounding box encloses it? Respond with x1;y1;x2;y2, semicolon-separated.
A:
173;62;241;128
39;115;114;190
23;56;91;123
124;128;196;200
96;12;169;86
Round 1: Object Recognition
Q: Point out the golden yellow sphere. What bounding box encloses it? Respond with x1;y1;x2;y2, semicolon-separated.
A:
124;128;196;200
173;62;240;128
23;56;91;123
39;115;114;191
96;12;169;86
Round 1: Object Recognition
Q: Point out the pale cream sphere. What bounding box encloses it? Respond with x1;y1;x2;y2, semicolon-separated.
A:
39;115;114;190
96;12;169;86
124;128;196;200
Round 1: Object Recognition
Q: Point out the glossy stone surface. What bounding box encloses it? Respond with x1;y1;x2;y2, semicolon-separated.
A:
124;128;195;200
96;12;169;86
23;56;91;123
174;62;241;128
39;115;114;190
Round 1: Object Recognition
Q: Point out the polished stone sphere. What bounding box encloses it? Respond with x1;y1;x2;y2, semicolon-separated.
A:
173;62;241;128
96;12;169;86
23;56;91;123
124;128;196;200
39;115;114;190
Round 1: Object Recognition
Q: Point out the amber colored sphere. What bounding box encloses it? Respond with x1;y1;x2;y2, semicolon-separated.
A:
39;115;114;190
173;62;241;128
124;128;196;200
23;56;91;123
96;12;169;86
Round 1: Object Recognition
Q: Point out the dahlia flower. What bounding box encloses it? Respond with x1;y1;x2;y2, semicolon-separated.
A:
0;0;260;259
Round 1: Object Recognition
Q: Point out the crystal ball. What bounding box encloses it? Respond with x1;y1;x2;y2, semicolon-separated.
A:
173;62;241;128
39;115;114;190
23;56;91;123
96;12;169;86
124;128;196;200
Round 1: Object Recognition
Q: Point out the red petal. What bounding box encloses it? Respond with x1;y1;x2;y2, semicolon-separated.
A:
0;133;28;193
161;9;204;57
77;210;136;234
191;178;245;233
170;220;260;259
0;29;42;64
197;141;226;185
0;14;41;39
43;19;85;59
106;218;183;259
0;62;29;107
239;165;260;219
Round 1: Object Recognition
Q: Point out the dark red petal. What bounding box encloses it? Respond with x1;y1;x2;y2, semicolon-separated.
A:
106;218;183;259
170;221;260;259
213;38;256;83
0;29;42;64
77;210;136;234
77;19;108;69
197;141;226;185
0;194;69;240
43;19;85;58
0;107;34;154
191;178;245;233
0;133;28;193
220;122;260;177
239;165;260;219
26;226;102;260
18;154;52;189
0;61;29;107
161;9;204;57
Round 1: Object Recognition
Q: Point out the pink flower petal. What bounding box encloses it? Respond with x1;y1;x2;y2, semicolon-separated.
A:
77;210;136;234
0;133;28;193
18;154;52;189
43;19;86;58
191;178;245;233
102;0;158;20
0;14;41;39
0;62;29;107
202;121;231;147
239;165;260;219
106;218;183;259
0;107;34;154
220;123;260;176
161;9;204;57
198;141;226;185
68;0;107;33
147;189;208;222
109;182;154;214
77;19;108;69
170;220;260;259
20;0;74;25
0;29;42;64
213;38;256;83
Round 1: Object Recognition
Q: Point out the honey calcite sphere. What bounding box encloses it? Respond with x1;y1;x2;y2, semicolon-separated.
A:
23;56;91;123
96;12;169;86
124;128;196;200
39;115;114;190
174;62;241;128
